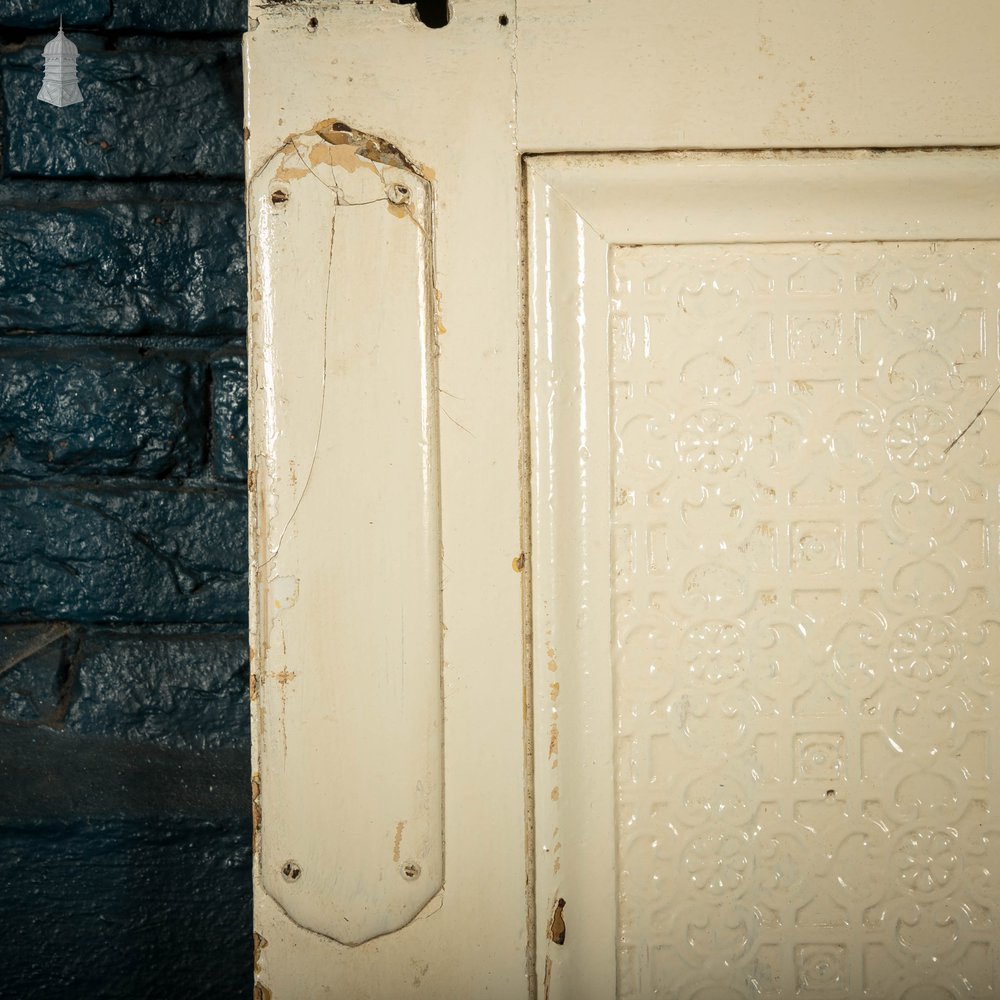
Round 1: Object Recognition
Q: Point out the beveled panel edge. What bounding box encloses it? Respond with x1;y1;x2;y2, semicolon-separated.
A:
529;149;1000;246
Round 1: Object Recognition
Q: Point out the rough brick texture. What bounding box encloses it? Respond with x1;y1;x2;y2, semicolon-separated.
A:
211;354;249;481
0;817;251;1000
0;486;246;622
0;348;206;478
0;197;246;335
0;0;245;31
0;625;248;748
2;44;243;177
0;7;251;993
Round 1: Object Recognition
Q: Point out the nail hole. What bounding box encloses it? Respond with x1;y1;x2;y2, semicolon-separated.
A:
401;861;421;880
498;13;508;25
281;860;302;882
825;789;836;800
307;16;319;30
271;190;289;205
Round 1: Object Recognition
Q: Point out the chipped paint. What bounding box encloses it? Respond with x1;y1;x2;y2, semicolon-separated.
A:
253;930;268;975
546;898;566;945
393;820;407;863
252;774;262;854
270;575;299;610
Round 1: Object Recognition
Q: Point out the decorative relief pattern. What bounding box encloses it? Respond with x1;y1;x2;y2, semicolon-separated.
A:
610;243;1000;999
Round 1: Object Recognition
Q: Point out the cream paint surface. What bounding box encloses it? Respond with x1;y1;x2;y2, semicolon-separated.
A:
245;3;1000;997
611;240;1000;997
528;152;1000;1000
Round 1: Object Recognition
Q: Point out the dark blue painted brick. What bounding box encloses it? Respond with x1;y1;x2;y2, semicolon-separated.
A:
211;355;248;482
0;486;247;623
0;817;251;1000
0;626;249;748
2;46;243;178
0;0;109;28
67;632;249;748
0;350;206;478
110;0;247;32
0;623;67;724
0;196;246;335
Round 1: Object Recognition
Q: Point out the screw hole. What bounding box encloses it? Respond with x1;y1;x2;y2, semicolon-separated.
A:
271;190;289;205
387;182;411;206
307;16;318;30
281;860;302;882
498;13;508;25
401;861;421;880
825;789;836;800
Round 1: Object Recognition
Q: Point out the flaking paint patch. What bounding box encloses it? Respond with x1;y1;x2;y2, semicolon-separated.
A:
308;138;379;176
271;575;299;609
393;819;406;862
253;931;268;975
251;774;262;853
546;641;557;672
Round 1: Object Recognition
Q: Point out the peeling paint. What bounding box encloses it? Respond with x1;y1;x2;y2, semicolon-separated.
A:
251;774;262;854
253;930;268;975
546;898;566;945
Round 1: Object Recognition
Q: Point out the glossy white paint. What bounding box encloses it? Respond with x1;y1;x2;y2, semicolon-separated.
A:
248;126;441;945
245;3;1000;996
528;152;1000;998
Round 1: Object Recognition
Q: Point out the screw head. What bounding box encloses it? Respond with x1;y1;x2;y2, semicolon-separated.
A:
281;860;302;882
400;861;421;881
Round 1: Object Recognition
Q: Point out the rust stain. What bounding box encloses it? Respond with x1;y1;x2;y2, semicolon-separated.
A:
549;681;559;702
548;722;559;760
512;552;526;573
542;956;553;1000
546;642;558;673
275;668;296;685
249;672;258;702
253;984;272;1000
547;898;567;945
393;820;406;863
550;786;560;801
248;469;256;493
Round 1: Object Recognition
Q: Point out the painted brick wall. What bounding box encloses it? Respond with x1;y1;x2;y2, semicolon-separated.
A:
0;3;251;997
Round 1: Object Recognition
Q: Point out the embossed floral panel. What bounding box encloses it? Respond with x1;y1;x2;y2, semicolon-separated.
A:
611;242;1000;999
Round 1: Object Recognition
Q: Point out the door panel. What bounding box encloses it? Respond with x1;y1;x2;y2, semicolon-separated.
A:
528;152;1000;999
611;240;999;998
245;3;1000;996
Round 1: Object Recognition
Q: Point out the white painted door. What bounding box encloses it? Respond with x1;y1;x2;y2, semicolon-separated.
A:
244;4;1000;997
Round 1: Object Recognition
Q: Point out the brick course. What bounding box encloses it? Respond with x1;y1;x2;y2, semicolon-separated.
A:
0;6;251;995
